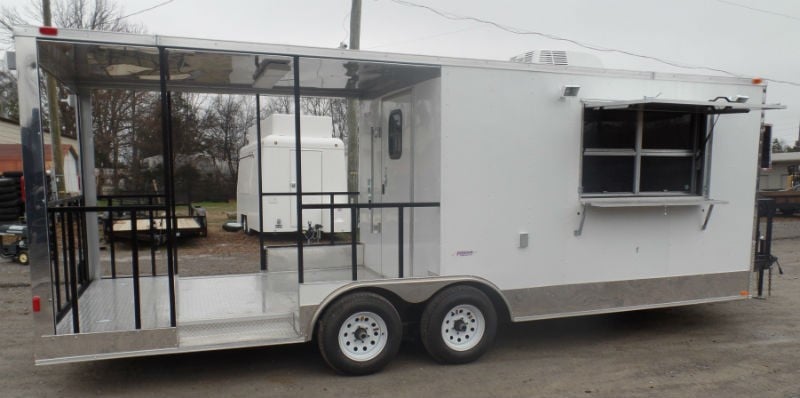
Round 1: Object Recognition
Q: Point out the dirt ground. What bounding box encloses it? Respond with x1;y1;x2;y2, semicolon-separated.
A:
1;216;800;397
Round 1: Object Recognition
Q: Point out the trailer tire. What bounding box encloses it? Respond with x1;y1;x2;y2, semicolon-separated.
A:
317;292;402;375
420;285;497;365
0;191;19;201
0;185;18;194
17;252;29;265
0;207;20;216
0;199;21;208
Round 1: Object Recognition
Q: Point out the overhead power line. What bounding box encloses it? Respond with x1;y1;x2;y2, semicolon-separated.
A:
117;0;176;21
385;0;800;87
715;0;800;22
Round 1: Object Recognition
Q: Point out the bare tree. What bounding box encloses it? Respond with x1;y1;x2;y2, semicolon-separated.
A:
264;96;294;116
0;70;18;120
1;0;145;195
202;95;255;196
0;0;141;42
262;95;349;140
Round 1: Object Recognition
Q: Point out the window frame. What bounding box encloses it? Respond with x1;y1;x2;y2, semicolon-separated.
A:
388;109;403;160
580;107;708;198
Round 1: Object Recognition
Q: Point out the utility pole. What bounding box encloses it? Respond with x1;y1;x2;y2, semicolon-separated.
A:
346;0;361;194
42;0;66;196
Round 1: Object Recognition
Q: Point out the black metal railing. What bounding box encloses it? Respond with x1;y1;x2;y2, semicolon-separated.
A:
48;196;177;333
99;194;164;278
47;196;90;332
754;198;781;296
99;194;207;277
260;191;358;244
302;201;440;282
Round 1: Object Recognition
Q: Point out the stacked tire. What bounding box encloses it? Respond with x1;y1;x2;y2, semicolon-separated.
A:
0;172;24;224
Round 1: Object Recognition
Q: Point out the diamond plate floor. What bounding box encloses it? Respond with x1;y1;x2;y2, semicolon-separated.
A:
56;266;382;336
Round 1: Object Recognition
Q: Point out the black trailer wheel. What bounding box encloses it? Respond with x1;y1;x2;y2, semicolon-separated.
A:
17;252;29;265
420;285;497;365
317;292;402;375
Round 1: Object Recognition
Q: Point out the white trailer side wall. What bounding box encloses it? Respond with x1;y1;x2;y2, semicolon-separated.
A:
410;78;442;276
438;66;761;292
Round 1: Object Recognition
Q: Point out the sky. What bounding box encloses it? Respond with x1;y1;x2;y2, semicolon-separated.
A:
4;0;800;143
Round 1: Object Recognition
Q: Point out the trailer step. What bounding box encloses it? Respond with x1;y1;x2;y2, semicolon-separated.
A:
178;314;299;347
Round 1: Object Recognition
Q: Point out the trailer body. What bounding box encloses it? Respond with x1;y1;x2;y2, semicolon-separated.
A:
12;26;782;372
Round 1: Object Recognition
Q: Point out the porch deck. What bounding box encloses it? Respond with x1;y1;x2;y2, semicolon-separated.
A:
55;266;382;345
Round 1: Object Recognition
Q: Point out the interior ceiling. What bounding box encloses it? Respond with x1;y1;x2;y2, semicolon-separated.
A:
37;40;440;98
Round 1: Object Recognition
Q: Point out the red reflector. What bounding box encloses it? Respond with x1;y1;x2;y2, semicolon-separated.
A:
32;296;41;312
39;26;58;36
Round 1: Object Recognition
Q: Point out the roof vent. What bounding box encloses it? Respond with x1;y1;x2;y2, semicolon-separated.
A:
510;50;603;68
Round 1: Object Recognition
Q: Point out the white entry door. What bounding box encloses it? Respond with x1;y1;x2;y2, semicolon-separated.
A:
378;91;412;277
289;150;323;229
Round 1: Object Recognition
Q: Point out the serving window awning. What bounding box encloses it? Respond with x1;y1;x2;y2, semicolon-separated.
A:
583;98;785;114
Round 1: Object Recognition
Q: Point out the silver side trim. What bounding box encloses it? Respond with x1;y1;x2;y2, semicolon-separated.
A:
512;296;745;322
36;336;306;366
505;271;750;320
36;328;177;363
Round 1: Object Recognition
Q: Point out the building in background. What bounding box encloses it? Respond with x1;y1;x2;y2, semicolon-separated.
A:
760;152;800;191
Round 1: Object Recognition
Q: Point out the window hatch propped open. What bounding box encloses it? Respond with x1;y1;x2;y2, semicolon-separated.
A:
583;98;785;114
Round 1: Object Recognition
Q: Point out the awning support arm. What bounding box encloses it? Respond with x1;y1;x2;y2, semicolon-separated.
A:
574;204;588;237
701;203;715;230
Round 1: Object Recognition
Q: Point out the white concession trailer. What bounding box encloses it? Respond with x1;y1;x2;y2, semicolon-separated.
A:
13;26;783;375
236;113;351;234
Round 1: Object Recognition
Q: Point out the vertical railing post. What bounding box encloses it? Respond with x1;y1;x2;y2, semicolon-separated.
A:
329;193;335;245
66;210;79;333
351;204;358;281
398;206;404;278
76;200;87;285
158;47;177;327
49;212;62;311
292;56;305;284
255;94;267;272
60;211;70;302
108;198;116;278
130;211;142;329
149;196;156;276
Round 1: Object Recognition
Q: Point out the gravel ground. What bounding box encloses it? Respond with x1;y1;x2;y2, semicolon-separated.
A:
1;219;799;397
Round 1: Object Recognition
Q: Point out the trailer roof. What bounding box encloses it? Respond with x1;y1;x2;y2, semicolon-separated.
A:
14;25;761;96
